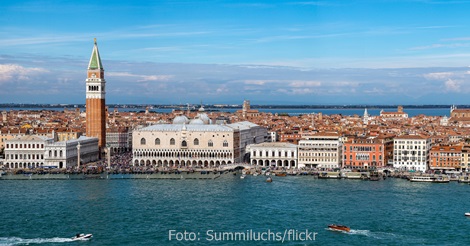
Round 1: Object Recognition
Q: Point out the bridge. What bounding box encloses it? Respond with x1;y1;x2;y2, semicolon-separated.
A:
218;163;255;171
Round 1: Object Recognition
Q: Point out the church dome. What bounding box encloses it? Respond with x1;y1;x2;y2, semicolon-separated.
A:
198;113;211;124
173;115;189;124
189;118;204;125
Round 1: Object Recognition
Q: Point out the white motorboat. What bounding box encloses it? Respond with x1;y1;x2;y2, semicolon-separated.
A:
240;174;246;179
465;213;470;217
71;234;93;241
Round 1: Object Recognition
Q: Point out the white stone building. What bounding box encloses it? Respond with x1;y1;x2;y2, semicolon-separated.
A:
4;135;99;169
44;136;99;168
132;119;268;168
298;133;342;169
247;142;297;169
393;135;431;172
4;135;52;169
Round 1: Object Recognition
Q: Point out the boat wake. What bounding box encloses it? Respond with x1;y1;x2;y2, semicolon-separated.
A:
0;236;74;245
349;229;399;240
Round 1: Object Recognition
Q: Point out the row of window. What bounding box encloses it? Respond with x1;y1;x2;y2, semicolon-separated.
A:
395;145;425;150
252;150;295;157
344;155;382;161
6;154;44;160
394;141;427;144
6;143;44;149
140;138;229;147
88;85;103;91
299;153;337;157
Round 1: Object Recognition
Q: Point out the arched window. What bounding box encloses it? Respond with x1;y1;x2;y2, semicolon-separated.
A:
170;138;175;145
60;150;63;157
155;138;160;145
194;138;199;145
223;140;228;147
208;140;213;147
182;140;187;147
141;138;146;145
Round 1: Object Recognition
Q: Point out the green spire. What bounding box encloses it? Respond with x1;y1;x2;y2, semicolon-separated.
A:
88;38;103;70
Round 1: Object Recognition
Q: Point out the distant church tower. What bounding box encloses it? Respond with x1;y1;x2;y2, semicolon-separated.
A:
86;38;106;150
363;108;369;124
242;100;250;119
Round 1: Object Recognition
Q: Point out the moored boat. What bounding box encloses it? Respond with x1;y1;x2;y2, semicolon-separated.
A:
409;176;434;182
458;176;470;183
432;175;450;183
328;224;350;232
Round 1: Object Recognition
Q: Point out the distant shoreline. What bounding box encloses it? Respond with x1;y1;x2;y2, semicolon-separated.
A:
0;103;465;110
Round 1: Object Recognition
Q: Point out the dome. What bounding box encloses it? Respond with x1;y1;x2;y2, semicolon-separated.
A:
189;118;204;125
198;105;205;112
198;113;211;124
173;115;189;124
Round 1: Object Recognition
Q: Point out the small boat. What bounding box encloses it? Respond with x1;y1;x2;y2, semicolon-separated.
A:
275;172;287;177
266;177;272;183
71;234;93;241
240;174;246;179
328;224;350;232
432;175;450;183
465;213;470;217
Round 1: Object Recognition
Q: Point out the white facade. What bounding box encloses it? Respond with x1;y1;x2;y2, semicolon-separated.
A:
4;135;52;169
269;131;278;142
132;121;268;168
248;142;297;169
4;135;98;169
44;136;99;168
298;134;342;169
393;135;431;172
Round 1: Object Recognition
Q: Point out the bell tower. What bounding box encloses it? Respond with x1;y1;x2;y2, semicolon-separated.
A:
86;38;106;150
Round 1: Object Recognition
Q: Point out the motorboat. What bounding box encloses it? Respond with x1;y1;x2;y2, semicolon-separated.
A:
328;224;350;232
266;177;272;183
432;175;450;183
240;174;246;179
275;172;287;177
465;213;470;217
71;234;93;241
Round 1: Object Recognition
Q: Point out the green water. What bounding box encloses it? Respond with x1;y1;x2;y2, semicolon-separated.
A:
1;176;470;245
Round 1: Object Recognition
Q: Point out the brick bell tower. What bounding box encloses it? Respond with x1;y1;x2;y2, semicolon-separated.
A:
86;38;106;152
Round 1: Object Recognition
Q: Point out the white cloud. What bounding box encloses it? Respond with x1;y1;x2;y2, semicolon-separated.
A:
445;79;460;92
0;64;48;83
423;72;454;80
244;80;268;85
107;71;173;82
288;81;321;87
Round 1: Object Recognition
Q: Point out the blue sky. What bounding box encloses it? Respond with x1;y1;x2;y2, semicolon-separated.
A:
1;0;470;105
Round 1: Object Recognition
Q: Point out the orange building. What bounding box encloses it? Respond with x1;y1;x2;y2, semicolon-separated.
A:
429;145;462;171
85;38;106;150
342;135;393;169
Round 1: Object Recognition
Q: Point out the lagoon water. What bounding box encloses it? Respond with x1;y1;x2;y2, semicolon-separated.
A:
0;107;452;117
1;176;470;245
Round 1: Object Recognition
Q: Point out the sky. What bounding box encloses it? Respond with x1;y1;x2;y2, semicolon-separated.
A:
2;0;470;105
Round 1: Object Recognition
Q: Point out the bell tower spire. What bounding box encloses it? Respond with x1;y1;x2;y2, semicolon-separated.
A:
86;38;106;151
